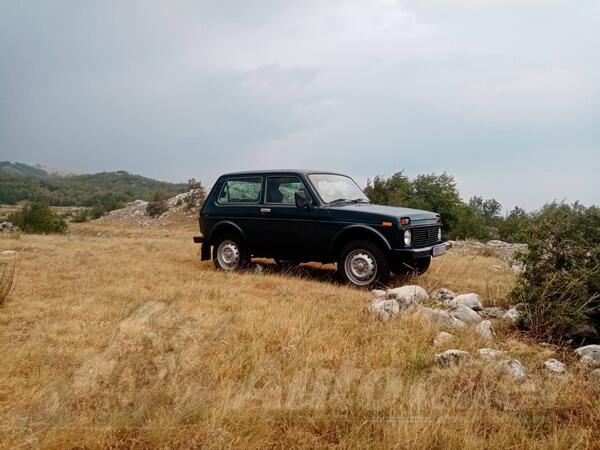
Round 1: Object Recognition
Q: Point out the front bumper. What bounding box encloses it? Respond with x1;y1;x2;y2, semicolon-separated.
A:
392;241;452;259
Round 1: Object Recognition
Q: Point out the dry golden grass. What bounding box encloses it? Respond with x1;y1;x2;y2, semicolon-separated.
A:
0;220;598;449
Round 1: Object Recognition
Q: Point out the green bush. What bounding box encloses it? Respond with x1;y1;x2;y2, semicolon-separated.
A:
71;208;91;223
7;203;68;234
511;203;600;343
146;192;169;217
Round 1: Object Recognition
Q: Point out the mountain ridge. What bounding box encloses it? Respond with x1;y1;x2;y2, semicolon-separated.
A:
0;161;188;207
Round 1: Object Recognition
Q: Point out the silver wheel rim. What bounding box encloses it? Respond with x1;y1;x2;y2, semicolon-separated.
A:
217;240;241;270
344;249;377;286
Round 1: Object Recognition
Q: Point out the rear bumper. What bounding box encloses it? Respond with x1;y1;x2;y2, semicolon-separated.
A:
392;241;452;259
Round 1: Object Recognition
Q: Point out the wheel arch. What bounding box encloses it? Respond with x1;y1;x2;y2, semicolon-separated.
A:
330;225;391;258
209;221;246;243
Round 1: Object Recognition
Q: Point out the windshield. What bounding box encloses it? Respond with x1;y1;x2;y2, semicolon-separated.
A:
308;173;370;204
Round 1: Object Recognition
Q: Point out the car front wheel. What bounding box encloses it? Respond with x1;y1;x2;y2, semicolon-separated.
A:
213;234;249;271
338;240;390;288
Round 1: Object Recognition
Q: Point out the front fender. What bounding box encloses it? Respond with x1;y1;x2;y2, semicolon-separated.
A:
330;224;392;257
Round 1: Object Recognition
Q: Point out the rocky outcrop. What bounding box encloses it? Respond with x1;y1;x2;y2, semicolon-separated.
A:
435;349;471;367
478;348;506;360
444;293;483;311
386;285;429;304
367;299;401;321
476;320;494;340
495;359;527;380
544;359;565;374
97;189;205;227
433;331;453;346
419;307;465;328
574;345;600;367
431;288;455;303
447;304;482;324
502;307;520;324
0;222;13;233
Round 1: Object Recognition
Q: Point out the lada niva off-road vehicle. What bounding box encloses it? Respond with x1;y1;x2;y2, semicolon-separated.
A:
194;170;450;288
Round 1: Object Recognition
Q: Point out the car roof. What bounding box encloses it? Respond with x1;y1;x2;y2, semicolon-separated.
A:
219;169;349;178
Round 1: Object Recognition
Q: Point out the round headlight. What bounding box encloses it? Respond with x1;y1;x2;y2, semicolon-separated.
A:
438;227;442;241
404;229;412;247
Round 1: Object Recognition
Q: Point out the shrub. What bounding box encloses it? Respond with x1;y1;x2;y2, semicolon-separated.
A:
146;192;169;217
0;259;15;306
7;203;68;234
511;203;600;343
184;178;206;210
71;208;91;223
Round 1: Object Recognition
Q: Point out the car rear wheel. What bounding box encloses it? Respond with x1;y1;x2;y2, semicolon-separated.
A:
213;234;249;271
338;240;390;288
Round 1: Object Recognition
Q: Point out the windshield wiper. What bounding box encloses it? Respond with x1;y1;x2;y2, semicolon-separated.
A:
328;198;351;205
351;198;371;204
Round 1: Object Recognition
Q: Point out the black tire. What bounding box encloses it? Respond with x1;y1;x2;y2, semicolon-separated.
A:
394;257;431;275
337;240;390;288
213;233;250;271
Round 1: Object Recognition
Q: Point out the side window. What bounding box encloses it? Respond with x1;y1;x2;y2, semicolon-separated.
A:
218;177;262;204
266;176;308;204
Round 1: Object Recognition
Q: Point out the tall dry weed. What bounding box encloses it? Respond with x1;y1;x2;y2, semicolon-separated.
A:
0;259;15;305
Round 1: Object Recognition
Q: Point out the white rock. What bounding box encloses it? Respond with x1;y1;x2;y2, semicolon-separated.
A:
387;285;429;305
419;307;466;328
495;359;527;380
431;288;456;302
446;293;484;311
478;348;506;360
368;299;400;321
448;304;482;324
574;345;600;367
503;307;520;324
544;358;565;374
1;250;17;256
433;331;453;346
371;289;386;299
435;349;471;367
475;320;494;340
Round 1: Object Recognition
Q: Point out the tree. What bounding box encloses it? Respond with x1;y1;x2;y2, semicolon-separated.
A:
512;203;600;343
8;203;68;234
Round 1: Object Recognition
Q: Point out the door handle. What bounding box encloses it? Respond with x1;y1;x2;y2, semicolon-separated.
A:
260;208;271;214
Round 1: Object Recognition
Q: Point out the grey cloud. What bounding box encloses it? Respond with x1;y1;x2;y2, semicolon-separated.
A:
1;0;599;208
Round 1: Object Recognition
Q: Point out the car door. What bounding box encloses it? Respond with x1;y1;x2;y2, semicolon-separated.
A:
215;176;264;251
260;175;318;260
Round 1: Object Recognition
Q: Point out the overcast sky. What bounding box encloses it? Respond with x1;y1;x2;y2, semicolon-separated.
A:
1;1;599;209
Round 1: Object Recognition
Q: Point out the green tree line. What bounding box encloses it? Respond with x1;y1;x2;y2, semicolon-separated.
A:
0;171;187;209
365;171;548;242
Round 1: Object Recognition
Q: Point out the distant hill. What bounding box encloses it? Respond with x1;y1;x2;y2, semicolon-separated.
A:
0;161;82;178
35;163;82;177
0;161;51;178
0;163;188;207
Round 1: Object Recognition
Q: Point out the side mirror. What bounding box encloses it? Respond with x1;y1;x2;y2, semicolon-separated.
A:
294;190;310;209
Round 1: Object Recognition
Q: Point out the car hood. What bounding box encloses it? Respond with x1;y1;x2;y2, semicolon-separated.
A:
328;203;439;223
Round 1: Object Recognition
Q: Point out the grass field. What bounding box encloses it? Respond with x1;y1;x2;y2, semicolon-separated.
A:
1;220;599;448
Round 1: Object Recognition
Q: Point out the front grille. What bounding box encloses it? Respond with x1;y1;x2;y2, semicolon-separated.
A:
411;226;440;248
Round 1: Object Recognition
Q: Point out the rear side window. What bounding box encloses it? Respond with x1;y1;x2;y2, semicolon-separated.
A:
266;176;308;204
218;177;262;204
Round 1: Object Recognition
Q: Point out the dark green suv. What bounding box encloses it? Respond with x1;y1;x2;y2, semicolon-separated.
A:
194;170;450;288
